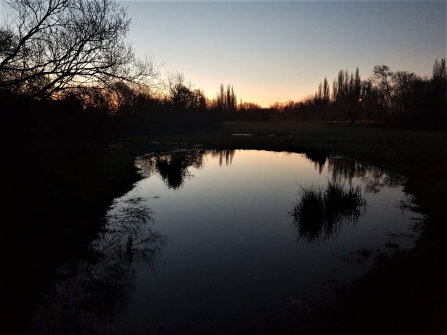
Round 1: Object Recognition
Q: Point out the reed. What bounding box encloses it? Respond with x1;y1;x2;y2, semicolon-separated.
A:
290;181;367;243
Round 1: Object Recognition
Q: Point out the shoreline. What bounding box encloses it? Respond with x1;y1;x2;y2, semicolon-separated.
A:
3;122;446;334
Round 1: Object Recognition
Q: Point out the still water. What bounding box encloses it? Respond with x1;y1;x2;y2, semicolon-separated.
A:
33;150;422;335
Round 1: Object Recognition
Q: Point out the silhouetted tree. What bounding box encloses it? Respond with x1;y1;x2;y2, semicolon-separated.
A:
323;77;330;103
433;59;447;90
332;70;347;120
332;68;361;123
240;101;261;110
409;58;447;129
360;79;379;123
191;88;207;110
217;83;225;110
311;77;331;121
216;83;236;112
347;68;362;123
392;71;420;119
312;83;324;120
0;0;158;99
166;72;193;108
431;58;447;124
62;86;113;112
372;65;394;118
166;72;207;110
110;81;138;109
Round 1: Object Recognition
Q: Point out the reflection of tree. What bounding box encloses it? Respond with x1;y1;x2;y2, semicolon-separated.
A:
137;149;236;189
33;196;168;335
305;151;405;192
137;150;204;189
304;150;329;174
328;157;406;193
290;182;367;244
208;149;236;166
311;156;406;193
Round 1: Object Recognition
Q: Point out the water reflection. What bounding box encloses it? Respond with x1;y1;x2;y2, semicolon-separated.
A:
31;150;419;335
327;157;406;193
290;182;367;244
137;149;236;189
305;152;406;193
33;196;167;335
304;150;329;174
208;149;236;166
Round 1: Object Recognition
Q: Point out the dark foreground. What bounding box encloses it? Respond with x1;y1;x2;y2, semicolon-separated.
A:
2;122;447;334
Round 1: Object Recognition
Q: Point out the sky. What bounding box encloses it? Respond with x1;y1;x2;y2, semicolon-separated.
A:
1;1;445;106
119;0;445;107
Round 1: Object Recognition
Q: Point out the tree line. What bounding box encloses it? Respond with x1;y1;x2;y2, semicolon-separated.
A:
265;60;447;129
1;0;446;141
128;58;446;131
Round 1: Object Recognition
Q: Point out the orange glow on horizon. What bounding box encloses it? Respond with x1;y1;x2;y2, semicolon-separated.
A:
187;73;319;108
200;84;317;108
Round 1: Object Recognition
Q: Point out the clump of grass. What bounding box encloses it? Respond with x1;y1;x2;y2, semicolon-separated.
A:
290;181;367;243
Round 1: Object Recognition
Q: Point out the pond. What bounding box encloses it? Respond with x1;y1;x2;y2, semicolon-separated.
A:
33;149;422;335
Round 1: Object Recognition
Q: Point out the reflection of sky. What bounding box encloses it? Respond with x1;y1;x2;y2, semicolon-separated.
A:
121;1;446;106
98;149;422;334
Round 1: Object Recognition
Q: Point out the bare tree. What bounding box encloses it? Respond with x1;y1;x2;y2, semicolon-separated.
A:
0;0;159;99
432;58;447;106
433;58;447;88
392;71;419;117
166;72;194;109
360;79;376;123
190;88;207;109
372;65;394;115
111;81;138;109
